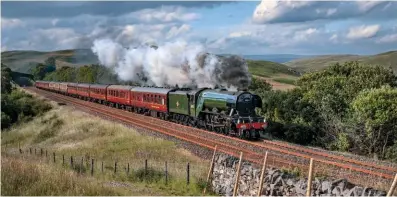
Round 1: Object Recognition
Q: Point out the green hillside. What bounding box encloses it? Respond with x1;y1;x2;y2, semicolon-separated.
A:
1;49;98;74
285;51;397;73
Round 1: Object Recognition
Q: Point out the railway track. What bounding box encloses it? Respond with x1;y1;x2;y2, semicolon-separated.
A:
28;87;396;188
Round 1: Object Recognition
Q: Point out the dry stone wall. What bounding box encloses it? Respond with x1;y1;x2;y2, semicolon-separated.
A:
211;153;387;196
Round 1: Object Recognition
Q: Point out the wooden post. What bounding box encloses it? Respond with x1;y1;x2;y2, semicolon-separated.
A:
80;157;84;174
91;159;94;176
127;163;130;175
187;162;190;185
306;158;314;197
387;173;397;197
114;161;117;174
165;161;168;185
257;151;268;197
62;155;65;165
53;152;56;163
19;143;22;154
40;148;43;156
101;161;104;173
203;145;217;194
145;159;148;176
233;152;244;197
70;156;74;169
35;148;36;155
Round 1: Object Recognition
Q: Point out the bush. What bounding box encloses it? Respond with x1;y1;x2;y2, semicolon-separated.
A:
1;89;52;130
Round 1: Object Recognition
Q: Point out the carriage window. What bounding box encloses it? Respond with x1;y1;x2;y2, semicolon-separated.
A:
162;97;165;105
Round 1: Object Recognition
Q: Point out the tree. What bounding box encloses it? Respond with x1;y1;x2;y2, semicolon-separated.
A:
297;61;397;117
44;57;56;67
349;85;397;159
31;63;55;80
1;64;13;94
248;77;272;93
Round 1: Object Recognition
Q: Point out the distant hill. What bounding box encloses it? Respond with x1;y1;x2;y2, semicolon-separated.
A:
1;49;98;74
285;51;397;73
2;49;299;90
243;54;313;63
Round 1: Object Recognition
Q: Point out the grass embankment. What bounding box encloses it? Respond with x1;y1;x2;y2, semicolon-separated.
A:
1;94;211;196
1;155;128;195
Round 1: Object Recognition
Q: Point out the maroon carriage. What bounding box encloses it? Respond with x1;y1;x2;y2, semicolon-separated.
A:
106;85;134;109
130;87;174;117
89;84;109;103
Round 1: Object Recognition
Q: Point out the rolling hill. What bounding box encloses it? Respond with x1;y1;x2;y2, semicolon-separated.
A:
285;51;397;73
1;49;299;90
1;49;98;73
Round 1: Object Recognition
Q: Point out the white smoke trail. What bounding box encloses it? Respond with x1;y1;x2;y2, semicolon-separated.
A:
91;39;251;89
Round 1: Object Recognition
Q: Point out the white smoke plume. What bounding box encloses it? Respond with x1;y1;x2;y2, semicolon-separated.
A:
91;39;251;89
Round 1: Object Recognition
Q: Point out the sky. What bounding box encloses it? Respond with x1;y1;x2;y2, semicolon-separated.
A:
1;1;397;55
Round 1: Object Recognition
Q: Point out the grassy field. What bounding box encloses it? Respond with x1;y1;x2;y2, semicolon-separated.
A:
285;50;397;73
247;60;299;90
1;155;129;196
1;91;211;195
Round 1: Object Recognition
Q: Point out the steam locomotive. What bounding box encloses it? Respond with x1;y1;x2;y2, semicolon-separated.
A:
35;81;268;139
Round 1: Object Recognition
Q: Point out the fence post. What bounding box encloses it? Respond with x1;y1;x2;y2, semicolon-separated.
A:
127;163;130;175
40;148;43;156
70;156;74;169
306;158;314;197
19;143;22;154
165;161;168;185
91;159;94;176
257;151;268;197
114;161;117;174
187;162;190;185
35;148;36;155
62;155;65;165
53;152;56;163
387;173;397;197
101;161;104;173
30;148;32;154
80;157;84;174
203;145;217;194
233;152;243;197
145;159;148;176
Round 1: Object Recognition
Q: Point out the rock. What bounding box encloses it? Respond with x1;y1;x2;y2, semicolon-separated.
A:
321;180;332;193
210;154;387;197
332;186;342;196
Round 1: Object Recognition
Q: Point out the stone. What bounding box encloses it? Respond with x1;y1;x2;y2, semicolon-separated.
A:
332;186;342;196
321;180;332;193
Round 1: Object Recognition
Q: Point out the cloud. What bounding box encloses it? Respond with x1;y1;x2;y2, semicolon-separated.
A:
1;45;7;52
376;33;397;43
229;31;252;38
252;0;397;24
1;1;227;18
126;6;200;23
346;25;380;39
166;24;191;39
1;18;23;29
51;19;59;26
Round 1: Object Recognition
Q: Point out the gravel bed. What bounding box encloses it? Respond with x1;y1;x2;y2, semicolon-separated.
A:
265;137;397;169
